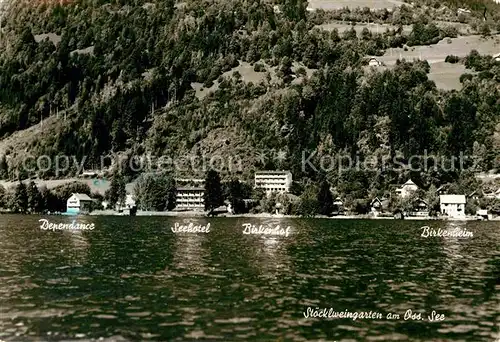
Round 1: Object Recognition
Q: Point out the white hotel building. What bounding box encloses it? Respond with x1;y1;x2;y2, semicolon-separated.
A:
176;187;205;210
254;171;293;196
439;195;466;218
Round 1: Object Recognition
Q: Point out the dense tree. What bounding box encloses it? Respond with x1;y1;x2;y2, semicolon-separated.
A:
298;185;319;217
13;181;29;213
227;179;246;214
27;181;42;213
317;180;333;216
0;185;5;208
134;173;176;211
0;155;8;180
106;172;126;209
0;0;497;211
204;170;224;214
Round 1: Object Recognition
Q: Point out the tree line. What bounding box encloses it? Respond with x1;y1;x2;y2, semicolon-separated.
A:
0;0;498;204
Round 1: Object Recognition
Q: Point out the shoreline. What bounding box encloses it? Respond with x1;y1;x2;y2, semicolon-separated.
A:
0;209;495;220
86;211;500;220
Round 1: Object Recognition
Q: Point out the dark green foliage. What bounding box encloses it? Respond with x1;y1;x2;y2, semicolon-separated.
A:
0;0;498;205
289;181;304;196
282;0;307;21
352;199;371;214
297;185;319;217
0;155;8;180
460;73;473;83
479;23;491;36
27;181;42;213
407;21;440;46
253;63;265;72
134;172;176;211
0;185;6;208
227;179;246;214
105;172;126;208
445;94;477;157
445;55;460;63
317;180;333;216
13;181;28;213
204;170;223;213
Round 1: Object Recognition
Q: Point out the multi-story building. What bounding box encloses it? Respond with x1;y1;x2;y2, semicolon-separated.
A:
440;195;466;218
254;171;292;196
176;187;205;210
395;179;418;198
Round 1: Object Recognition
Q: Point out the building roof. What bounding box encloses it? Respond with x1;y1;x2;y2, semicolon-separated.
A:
435;185;448;193
467;189;482;197
255;170;292;175
175;178;204;183
71;193;92;201
403;179;416;186
177;187;204;191
439;195;466;204
415;199;428;207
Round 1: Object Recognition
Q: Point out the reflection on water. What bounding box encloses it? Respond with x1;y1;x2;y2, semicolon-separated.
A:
0;215;498;341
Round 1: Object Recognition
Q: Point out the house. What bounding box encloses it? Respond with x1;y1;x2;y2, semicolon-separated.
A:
66;193;93;214
467;190;481;200
79;170;98;178
435;185;448;195
476;209;490;220
255;171;293;197
395;179;418;198
371;197;389;217
332;197;344;215
411;199;429;217
493;53;500;62
439;195;466;218
368;57;382;67
176;187;205;210
457;8;471;15
174;178;204;185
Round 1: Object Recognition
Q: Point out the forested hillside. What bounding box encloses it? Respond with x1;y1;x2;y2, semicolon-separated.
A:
0;0;499;194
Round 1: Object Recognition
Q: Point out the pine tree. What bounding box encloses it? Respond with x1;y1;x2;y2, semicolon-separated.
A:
0;155;8;180
0;184;5;208
298;185;319;217
204;170;223;214
27;181;42;213
228;179;245;214
317;180;333;216
13;181;28;214
39;185;50;212
106;172;126;209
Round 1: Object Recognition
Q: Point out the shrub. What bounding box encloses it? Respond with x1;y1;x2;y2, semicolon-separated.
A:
445;55;460;63
253;63;265;72
479;23;491;36
459;73;473;83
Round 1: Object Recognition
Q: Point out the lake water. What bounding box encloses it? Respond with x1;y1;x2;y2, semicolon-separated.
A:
0;215;498;341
